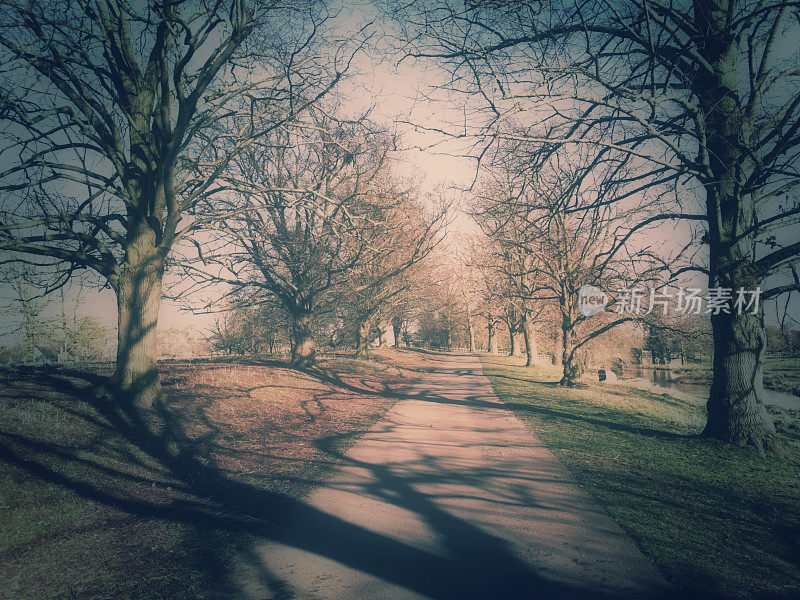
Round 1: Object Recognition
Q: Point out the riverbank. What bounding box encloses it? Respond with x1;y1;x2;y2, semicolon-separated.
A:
611;373;800;440
669;356;800;396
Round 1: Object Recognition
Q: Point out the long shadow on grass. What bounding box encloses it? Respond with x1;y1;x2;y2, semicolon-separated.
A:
0;363;679;600
214;356;410;400
499;403;690;441
408;388;690;442
484;372;564;387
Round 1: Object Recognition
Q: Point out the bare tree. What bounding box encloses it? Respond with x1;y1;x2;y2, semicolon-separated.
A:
381;271;433;349
451;255;485;353
482;305;503;355
0;0;351;407
348;269;412;358
338;188;443;358
186;108;385;365
206;293;289;356
1;266;53;363
473;148;658;384
471;259;508;355
396;0;800;450
475;235;545;365
64;316;112;362
184;109;443;365
412;260;469;350
388;285;423;348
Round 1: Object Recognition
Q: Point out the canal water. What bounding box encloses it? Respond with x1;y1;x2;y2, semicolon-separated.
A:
622;367;800;410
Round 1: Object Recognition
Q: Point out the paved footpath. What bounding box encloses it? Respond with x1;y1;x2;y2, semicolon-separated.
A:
234;353;678;600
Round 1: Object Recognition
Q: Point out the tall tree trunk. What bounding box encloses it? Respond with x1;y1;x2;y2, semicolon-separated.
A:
523;314;538;367
704;305;776;450
392;316;403;348
378;319;390;348
509;327;521;357
694;0;779;451
467;316;475;352
488;318;498;354
552;328;562;365
560;316;581;386
356;318;370;358
702;238;777;449
113;254;164;409
291;308;315;367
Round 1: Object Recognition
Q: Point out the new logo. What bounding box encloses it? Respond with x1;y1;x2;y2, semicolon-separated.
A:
578;285;608;317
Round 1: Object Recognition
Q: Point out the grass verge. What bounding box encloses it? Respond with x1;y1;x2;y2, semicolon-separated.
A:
0;348;425;600
478;353;800;600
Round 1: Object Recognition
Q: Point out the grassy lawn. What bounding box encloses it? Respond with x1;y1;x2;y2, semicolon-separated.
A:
0;348;430;600
479;353;800;600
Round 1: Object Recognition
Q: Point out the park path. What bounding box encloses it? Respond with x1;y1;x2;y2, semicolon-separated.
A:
233;352;677;600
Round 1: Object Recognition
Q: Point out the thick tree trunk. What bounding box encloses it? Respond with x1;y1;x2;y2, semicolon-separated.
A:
291;309;315;367
467;317;475;352
378;319;390;348
560;323;582;386
693;0;779;451
703;306;777;451
701;228;778;450
113;256;164;410
522;314;538;367
392;316;403;348
356;318;370;358
552;328;562;366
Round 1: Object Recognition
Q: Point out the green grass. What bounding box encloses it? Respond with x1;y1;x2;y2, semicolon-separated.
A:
0;385;242;600
0;354;419;600
479;354;800;600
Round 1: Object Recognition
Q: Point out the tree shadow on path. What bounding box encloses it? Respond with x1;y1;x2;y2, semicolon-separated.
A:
1;357;691;599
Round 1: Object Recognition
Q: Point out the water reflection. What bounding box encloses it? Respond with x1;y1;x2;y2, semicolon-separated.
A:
622;367;800;410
